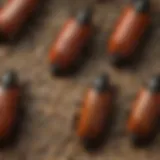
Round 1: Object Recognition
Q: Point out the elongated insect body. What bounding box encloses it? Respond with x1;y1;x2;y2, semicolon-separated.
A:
0;71;20;140
108;0;150;65
0;0;38;37
127;75;160;145
74;75;113;147
49;7;93;76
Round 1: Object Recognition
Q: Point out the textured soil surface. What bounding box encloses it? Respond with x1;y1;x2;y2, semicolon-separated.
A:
0;0;159;159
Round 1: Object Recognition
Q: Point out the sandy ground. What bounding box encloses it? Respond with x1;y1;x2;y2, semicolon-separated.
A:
0;0;159;159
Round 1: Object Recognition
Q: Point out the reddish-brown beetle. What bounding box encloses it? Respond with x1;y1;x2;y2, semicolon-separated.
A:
74;75;113;147
127;75;160;145
107;0;150;65
0;0;38;37
0;71;20;140
49;7;93;76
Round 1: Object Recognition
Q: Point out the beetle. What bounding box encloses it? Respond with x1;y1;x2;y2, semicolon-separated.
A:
0;0;38;38
127;75;160;145
49;7;93;76
73;74;113;148
107;0;150;66
0;71;21;141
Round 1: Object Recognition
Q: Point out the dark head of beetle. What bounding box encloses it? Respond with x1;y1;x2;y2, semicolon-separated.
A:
77;6;93;25
132;0;150;13
2;71;19;89
93;74;110;92
148;75;160;93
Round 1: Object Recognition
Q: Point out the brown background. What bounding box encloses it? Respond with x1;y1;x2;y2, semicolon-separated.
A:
0;0;159;159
